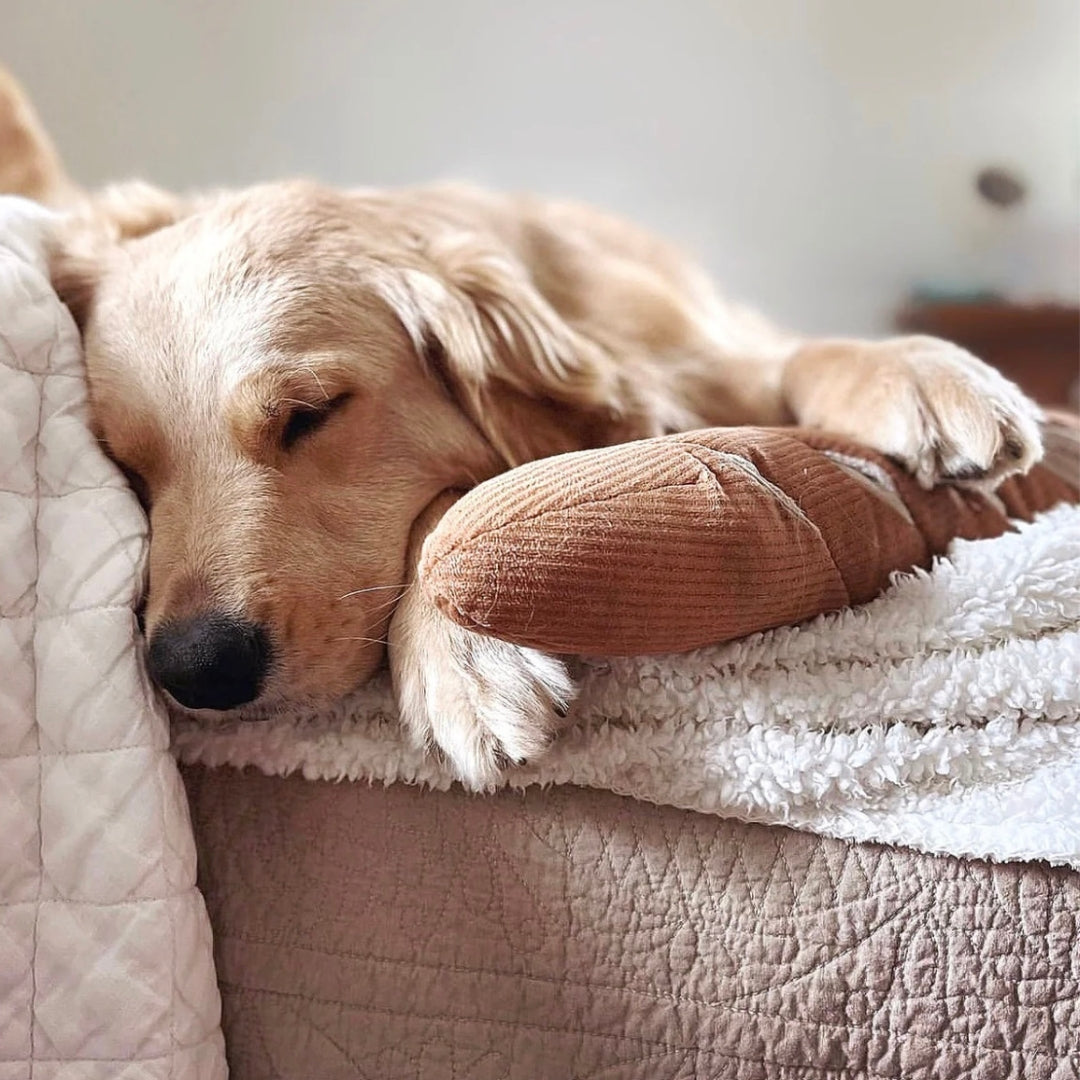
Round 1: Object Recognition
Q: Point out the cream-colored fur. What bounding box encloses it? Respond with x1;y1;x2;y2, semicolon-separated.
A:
0;68;1043;786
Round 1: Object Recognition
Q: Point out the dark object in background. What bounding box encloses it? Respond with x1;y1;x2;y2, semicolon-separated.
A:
897;301;1080;407
898;164;1077;408
974;165;1027;209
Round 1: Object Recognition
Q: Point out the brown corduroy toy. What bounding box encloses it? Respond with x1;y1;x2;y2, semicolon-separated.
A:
418;415;1079;656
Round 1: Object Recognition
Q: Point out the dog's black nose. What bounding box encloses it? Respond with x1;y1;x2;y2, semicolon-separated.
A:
147;614;271;711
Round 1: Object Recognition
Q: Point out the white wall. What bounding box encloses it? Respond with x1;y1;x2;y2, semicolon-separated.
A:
6;0;1078;333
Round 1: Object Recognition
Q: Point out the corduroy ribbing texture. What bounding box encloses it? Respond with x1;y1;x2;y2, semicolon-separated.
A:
420;417;1079;655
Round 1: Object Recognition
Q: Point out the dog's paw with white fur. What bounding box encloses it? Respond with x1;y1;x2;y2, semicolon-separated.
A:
785;335;1044;489
388;584;575;789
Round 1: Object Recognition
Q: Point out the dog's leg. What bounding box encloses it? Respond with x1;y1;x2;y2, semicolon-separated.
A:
388;494;575;788
778;335;1043;488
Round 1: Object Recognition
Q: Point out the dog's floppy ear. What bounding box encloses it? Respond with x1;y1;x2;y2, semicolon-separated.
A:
0;64;79;206
50;181;186;329
378;235;646;465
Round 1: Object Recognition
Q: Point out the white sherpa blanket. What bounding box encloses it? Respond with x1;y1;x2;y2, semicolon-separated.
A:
174;498;1080;869
0;199;227;1079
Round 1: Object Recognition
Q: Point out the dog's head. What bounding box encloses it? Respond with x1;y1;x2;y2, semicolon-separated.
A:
50;179;633;714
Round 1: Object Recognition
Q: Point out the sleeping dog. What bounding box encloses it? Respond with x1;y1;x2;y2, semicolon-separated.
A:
1;68;1042;785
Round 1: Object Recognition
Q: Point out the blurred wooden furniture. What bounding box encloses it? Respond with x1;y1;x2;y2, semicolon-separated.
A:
896;301;1079;408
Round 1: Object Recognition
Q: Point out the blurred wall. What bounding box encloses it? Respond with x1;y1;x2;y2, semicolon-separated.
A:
6;0;1078;333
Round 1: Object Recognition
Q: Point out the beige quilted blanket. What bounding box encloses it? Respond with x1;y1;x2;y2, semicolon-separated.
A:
0;198;226;1079
184;767;1080;1079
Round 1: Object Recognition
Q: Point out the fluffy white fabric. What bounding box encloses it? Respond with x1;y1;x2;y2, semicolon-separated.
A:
0;198;227;1079
174;502;1080;870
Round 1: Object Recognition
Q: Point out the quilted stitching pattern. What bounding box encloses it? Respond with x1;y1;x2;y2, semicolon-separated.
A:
0;202;227;1079
184;769;1080;1080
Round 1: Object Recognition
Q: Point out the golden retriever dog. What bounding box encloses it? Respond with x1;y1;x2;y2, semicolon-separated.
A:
2;68;1043;785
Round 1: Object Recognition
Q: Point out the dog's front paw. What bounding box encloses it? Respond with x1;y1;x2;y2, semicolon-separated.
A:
786;336;1043;489
389;591;575;789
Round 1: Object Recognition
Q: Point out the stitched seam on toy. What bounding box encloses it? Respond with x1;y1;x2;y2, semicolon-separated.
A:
679;445;813;527
823;452;917;525
682;444;854;610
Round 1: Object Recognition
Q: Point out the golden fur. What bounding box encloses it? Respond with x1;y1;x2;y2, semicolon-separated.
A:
1;68;1043;785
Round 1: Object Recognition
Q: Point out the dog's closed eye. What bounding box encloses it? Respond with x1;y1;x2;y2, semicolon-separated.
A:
279;392;353;451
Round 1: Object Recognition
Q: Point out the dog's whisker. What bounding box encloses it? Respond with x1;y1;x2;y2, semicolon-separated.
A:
359;608;401;634
331;635;390;646
359;599;406;629
360;602;403;626
337;583;412;601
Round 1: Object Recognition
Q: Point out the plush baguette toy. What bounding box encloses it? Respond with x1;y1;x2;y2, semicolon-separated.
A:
419;414;1079;656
